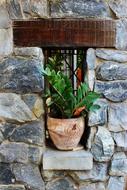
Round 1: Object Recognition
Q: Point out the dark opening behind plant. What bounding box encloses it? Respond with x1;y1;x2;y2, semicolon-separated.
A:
42;53;100;119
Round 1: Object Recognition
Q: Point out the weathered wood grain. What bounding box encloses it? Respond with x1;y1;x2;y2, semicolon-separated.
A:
13;19;116;48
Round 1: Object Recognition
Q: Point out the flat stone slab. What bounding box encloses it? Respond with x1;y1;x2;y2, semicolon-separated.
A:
95;80;127;102
43;149;93;170
50;0;111;18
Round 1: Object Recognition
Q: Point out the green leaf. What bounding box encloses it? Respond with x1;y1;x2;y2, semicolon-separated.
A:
77;85;82;104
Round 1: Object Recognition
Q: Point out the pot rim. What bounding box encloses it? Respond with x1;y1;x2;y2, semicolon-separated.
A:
47;115;84;121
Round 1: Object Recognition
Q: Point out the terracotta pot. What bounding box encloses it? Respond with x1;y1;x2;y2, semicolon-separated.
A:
47;116;85;150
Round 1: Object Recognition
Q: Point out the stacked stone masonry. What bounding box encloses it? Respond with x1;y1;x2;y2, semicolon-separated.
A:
0;0;127;190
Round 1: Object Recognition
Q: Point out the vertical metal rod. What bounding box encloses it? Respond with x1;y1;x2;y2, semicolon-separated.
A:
73;49;77;92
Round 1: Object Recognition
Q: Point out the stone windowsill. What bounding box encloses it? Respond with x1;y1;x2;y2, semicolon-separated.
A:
43;148;93;170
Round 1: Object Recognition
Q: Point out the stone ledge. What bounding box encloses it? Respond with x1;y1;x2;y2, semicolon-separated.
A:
43;149;93;170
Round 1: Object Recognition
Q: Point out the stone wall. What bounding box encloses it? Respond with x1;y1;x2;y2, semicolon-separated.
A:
0;0;127;190
0;47;46;190
87;48;127;190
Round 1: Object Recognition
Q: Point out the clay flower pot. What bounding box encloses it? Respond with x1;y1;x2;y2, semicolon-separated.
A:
47;116;85;150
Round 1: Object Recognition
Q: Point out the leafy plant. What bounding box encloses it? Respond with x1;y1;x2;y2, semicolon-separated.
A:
42;54;100;119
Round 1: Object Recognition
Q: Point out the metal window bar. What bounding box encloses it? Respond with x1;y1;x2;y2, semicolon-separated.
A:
43;48;87;92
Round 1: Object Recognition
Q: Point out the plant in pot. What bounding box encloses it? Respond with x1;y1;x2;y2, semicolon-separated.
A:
42;53;100;150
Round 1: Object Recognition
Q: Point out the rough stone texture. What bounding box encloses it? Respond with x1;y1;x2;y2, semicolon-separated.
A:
43;149;93;170
0;4;11;28
42;170;65;182
7;0;23;19
30;0;49;18
112;131;127;150
28;145;43;164
0;28;13;56
12;163;45;190
91;127;114;162
87;70;95;91
96;48;127;62
22;94;44;118
107;177;125;190
116;19;127;50
109;0;127;18
79;182;105;190
10;120;45;146
0;140;43;165
68;162;108;182
46;177;76;190
96;61;127;81
95;80;127;102
109;152;127;176
0;56;44;93
88;99;108;127
0;163;15;184
0;142;28;163
86;127;97;149
14;47;44;60
108;102;127;132
0;93;36;123
86;48;96;70
0;123;17;139
50;0;111;18
0;3;127;190
0;131;4;143
0;185;25;190
7;0;48;19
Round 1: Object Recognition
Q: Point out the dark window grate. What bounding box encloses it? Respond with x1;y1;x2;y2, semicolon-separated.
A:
43;48;88;92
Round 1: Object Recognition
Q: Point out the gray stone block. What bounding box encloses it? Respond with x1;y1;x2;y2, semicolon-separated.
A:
42;170;65;182
68;162;108;182
79;182;105;190
28;145;44;164
88;99;108;127
0;142;28;163
10;120;45;146
7;0;49;19
109;0;127;18
116;19;127;50
22;94;44;118
46;177;76;190
43;149;93;170
7;0;24;19
87;70;95;91
86;127;97;149
0;131;4;143
0;185;25;190
111;131;127;150
95;80;127;102
91;127;114;162
86;48;96;70
108;102;127;132
0;123;17;139
96;48;127;62
96;61;127;81
14;47;44;59
0;5;11;29
0;163;15;184
50;0;111;18
0;132;44;164
0;56;44;93
107;177;125;190
0;93;36;123
30;0;49;18
109;152;127;176
0;28;13;56
12;163;45;190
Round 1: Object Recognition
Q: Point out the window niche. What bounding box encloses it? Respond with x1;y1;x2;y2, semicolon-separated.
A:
13;18;116;170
